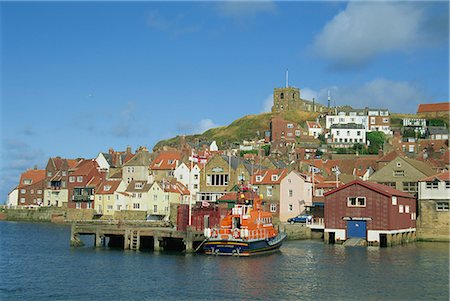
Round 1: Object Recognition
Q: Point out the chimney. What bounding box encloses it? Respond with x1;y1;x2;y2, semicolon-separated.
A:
34;165;38;170
109;148;114;154
378;148;383;158
126;146;132;154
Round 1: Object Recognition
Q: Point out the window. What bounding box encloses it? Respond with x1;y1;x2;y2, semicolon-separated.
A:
135;183;143;189
194;174;199;180
295;130;301;136
357;131;361;136
23;179;32;185
77;176;83;183
347;131;350;136
347;197;366;207
47;182;51;188
62;181;66;188
69;176;75;183
20;198;25;203
411;212;416;220
107;205;113;210
62;171;67;176
287;123;294;129
153;195;157;201
47;171;52;177
370;117;376;124
37;190;42;194
393;170;405;177
168;160;174;164
104;185;111;191
87;202;92;209
408;145;414;153
179;174;183;180
402;182;417;193
165;195;169;201
396;162;401;167
271;175;278;181
31;189;34;194
76;203;81;209
280;92;284;99
336;130;340;135
99;195;102;201
267;186;273;197
288;189;293;197
399;205;404;213
207;174;229;186
193;184;198;189
21;189;26;194
436;202;449;211
133;203;140;209
426;182;439;189
154;205;158;213
383;118;389;123
288;204;293;211
256;176;262;182
270;203;276;212
405;205;410;213
446;182;450;189
392;196;397;205
138;193;142;199
379;182;396;187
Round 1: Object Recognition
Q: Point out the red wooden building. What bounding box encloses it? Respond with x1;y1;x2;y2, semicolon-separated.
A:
324;180;416;246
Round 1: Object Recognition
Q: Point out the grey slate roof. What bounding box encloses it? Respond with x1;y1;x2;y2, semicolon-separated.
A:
428;126;449;135
220;155;267;174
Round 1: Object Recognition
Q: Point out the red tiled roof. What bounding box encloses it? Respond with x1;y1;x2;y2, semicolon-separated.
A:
218;191;260;201
71;160;98;176
151;151;182;170
417;102;450;113
163;180;190;195
377;150;404;162
96;180;121;194
419;171;450;182
324;180;415;198
67;159;80;169
306;121;321;129
251;169;287;184
18;169;46;188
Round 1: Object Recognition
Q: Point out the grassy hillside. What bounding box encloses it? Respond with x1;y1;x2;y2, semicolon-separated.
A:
153;110;319;151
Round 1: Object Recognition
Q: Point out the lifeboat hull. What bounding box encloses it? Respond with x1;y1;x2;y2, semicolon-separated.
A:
203;232;286;256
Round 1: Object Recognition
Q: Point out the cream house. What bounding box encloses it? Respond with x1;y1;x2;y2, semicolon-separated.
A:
279;171;313;222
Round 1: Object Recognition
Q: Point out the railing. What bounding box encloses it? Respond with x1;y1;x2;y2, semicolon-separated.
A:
72;195;94;202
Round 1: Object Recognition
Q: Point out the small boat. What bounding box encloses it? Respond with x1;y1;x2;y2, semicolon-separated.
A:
202;192;287;256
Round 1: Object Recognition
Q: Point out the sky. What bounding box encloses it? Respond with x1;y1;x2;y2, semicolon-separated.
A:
0;1;449;202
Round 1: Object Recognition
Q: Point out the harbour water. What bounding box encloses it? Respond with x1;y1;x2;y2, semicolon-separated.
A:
1;221;448;300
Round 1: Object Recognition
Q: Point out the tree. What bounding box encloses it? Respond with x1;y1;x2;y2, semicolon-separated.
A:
367;131;386;154
262;145;270;156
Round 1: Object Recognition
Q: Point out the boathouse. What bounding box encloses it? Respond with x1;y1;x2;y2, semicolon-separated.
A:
324;180;416;247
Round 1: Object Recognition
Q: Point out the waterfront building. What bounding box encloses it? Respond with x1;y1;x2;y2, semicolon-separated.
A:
7;188;18;207
44;157;79;207
250;168;288;220
122;147;152;184
17;168;46;206
150;150;182;181
95;146;134;174
174;162;201;197
279;171;312;222
324;180;416;246
417;171;450;242
67;159;106;209
368;156;436;196
95;180;125;216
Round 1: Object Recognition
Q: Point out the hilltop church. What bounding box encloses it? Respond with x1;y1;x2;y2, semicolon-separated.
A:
271;71;328;114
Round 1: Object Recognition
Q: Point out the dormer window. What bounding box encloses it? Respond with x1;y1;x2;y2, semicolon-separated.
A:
135;182;143;189
104;185;111;191
23;179;32;185
271;175;278;181
256;176;262;182
168;160;174;164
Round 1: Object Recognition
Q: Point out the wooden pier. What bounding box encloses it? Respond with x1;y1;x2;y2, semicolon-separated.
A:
70;220;205;253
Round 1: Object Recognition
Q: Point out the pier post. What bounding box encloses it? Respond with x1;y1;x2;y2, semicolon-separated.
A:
70;223;84;247
95;229;104;248
154;236;161;252
185;227;194;253
124;229;130;250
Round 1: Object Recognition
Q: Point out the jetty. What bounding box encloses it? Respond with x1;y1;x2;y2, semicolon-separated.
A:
70;220;205;252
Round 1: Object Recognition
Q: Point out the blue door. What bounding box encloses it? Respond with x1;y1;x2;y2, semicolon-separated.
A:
347;220;367;239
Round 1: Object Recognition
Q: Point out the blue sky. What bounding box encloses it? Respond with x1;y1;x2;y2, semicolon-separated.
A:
1;1;448;201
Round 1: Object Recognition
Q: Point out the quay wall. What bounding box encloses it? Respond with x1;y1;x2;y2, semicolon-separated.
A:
282;223;312;240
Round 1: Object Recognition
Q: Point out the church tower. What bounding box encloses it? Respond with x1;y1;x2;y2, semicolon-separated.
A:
271;69;301;113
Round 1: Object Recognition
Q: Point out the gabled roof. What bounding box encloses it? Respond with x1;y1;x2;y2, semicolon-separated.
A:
377;150;404;163
417;102;450;113
403;157;436;177
124;150;151;167
251;169;287;185
96;180;122;194
324;180;414;198
162;180;190;195
126;180;152;193
306;121;322;129
150;151;181;170
18;169;46;188
219;155;266;174
71;160;99;176
419;171;450;182
427;126;449;135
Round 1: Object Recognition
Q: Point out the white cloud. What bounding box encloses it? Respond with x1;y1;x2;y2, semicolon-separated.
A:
312;2;426;67
196;119;218;134
300;88;318;101
261;94;273;113
309;79;424;113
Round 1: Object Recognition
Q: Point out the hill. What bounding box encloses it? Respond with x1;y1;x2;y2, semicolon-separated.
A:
153;111;319;151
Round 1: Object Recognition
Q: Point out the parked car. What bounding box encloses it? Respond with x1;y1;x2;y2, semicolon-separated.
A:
287;215;313;224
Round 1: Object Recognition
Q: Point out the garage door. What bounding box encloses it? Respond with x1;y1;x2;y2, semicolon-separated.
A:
347;220;367;239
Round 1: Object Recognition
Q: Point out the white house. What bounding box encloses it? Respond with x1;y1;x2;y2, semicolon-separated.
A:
403;118;427;135
326;111;368;130
417;171;450;241
7;188;18;207
210;141;218;152
330;123;366;147
279;171;313;222
174;162;201;197
306;121;323;138
95;153;111;172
